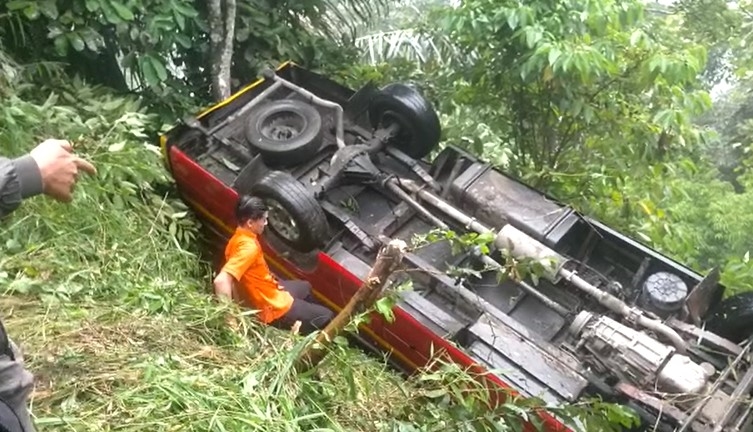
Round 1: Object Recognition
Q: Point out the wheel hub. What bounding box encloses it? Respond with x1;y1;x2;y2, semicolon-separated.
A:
265;199;300;242
261;112;306;142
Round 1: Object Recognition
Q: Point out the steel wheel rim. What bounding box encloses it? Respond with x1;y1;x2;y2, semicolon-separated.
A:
260;111;306;142
265;199;300;243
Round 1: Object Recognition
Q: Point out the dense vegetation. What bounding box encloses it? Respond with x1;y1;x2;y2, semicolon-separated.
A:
1;0;753;430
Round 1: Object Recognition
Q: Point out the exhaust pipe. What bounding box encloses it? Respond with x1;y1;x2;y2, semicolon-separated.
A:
261;69;346;149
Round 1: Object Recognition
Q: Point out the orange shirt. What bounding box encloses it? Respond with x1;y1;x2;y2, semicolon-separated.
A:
220;227;293;323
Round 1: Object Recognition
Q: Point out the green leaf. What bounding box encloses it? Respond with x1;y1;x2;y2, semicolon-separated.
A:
81;30;103;51
507;10;519;30
375;297;395;322
173;9;186;31
39;0;58;19
501;402;530;421
147;55;168;82
108;142;126;152
6;1;30;11
173;1;199;18
53;35;68;56
524;26;542;48
175;34;192;49
629;29;642;47
100;0;122;24
5;239;22;254
67;33;86;52
424;388;448;399
109;0;134;21
23;4;39;20
548;47;561;66
476;231;495;245
140;56;159;88
84;0;100;12
583;106;595;124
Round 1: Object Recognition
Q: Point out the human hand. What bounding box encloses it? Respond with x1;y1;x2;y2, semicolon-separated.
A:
30;139;97;202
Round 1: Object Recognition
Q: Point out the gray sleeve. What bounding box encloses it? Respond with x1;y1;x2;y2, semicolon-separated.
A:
0;339;36;432
0;155;43;218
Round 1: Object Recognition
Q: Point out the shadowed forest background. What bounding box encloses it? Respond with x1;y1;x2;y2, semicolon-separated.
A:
1;0;752;430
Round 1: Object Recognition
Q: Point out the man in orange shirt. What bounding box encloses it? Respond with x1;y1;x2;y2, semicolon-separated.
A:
213;195;334;334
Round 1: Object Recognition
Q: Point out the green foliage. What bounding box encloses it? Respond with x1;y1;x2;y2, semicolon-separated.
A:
0;75;202;312
671;0;743;85
0;0;389;122
570;155;753;295
379;358;638;432
429;0;712;186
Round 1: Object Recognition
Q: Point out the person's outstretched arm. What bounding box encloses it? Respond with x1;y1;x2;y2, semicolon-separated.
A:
0;138;96;432
0;139;96;218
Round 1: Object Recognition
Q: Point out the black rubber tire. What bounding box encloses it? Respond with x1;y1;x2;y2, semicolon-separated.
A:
368;83;441;159
705;291;753;343
244;99;323;168
250;170;329;253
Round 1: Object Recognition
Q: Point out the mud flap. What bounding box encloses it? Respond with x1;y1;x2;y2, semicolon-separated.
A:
232;154;270;196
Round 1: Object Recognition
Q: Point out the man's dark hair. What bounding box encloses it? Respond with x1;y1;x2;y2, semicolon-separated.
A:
236;195;268;223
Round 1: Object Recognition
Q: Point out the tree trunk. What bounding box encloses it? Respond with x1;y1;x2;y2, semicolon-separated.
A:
208;0;236;101
295;239;408;372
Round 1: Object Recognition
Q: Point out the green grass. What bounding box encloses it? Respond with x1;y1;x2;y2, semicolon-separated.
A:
3;295;418;431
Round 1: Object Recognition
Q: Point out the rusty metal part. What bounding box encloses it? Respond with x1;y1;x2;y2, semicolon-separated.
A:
712;364;753;432
678;340;753;431
684;267;721;326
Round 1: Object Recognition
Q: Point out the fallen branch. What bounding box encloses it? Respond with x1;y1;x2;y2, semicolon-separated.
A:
295;238;407;372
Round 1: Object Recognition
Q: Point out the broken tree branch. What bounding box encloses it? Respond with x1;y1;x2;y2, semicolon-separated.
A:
295;239;408;372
